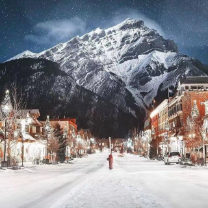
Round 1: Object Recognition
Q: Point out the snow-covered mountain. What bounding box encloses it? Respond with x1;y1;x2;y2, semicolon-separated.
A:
7;18;208;119
0;58;138;138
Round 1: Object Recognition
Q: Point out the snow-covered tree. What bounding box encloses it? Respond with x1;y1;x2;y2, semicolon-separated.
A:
57;124;67;162
0;84;26;164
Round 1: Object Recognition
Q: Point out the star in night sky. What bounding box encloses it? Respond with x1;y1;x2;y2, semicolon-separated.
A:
1;0;208;64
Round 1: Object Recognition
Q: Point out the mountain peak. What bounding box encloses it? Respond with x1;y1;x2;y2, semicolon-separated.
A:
2;18;207;137
121;18;142;24
6;50;36;62
109;18;144;31
7;18;177;63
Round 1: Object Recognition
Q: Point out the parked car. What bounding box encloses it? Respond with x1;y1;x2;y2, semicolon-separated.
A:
178;156;193;166
164;152;181;165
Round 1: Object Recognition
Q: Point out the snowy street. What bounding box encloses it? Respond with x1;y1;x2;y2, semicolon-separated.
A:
1;153;208;208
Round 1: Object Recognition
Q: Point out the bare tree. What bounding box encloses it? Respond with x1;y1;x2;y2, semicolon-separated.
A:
0;83;26;164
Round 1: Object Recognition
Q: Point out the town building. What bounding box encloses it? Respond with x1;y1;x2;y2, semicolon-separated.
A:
0;108;90;165
148;76;208;161
111;138;125;152
0;109;46;165
150;102;160;156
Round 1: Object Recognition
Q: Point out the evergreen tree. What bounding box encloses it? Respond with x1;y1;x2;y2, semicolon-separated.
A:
54;123;66;162
1;90;13;117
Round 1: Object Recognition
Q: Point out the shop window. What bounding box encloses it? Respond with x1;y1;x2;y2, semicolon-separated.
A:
25;125;29;133
198;86;204;90
32;126;36;133
191;86;197;90
36;126;40;133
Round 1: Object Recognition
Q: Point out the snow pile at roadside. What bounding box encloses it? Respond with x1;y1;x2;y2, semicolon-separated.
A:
51;155;164;208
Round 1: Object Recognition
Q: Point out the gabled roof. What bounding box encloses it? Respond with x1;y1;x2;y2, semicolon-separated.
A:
182;76;208;84
51;118;76;125
20;109;40;119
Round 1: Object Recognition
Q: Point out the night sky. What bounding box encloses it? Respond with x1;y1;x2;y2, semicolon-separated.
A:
1;0;208;64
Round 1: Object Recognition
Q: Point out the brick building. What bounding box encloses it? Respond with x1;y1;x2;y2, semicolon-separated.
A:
148;76;208;159
150;100;167;156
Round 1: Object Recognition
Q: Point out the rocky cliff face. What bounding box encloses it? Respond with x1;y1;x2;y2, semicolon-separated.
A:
6;18;208;136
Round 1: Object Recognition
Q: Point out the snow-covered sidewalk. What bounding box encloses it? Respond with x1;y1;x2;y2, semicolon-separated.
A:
51;154;164;208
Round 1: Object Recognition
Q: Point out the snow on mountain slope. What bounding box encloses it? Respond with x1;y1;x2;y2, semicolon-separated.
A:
8;18;207;117
7;50;37;62
0;58;139;137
